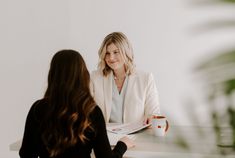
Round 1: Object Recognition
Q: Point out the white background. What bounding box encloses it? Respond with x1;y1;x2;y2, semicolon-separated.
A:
1;0;235;157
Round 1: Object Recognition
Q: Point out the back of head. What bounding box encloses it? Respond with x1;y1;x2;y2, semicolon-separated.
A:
46;49;90;96
42;49;95;157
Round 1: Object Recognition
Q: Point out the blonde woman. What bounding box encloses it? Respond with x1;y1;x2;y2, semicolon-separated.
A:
91;32;161;124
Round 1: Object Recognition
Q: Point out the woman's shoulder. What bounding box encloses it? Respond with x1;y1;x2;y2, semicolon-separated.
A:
90;105;105;122
91;105;103;115
31;99;47;109
29;99;47;121
132;69;153;78
91;69;103;78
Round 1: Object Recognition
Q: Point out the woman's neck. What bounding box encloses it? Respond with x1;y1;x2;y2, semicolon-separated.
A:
113;67;126;80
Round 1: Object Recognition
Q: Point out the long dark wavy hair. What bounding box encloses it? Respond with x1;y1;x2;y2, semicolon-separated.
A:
42;50;96;157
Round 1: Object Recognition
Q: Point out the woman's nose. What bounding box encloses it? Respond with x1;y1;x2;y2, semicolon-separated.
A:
109;54;115;60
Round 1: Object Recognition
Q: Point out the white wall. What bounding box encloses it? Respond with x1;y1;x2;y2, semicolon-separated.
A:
0;0;70;157
1;0;235;157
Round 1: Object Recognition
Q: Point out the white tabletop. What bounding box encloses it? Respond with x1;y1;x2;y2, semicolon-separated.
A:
10;126;235;158
125;125;235;158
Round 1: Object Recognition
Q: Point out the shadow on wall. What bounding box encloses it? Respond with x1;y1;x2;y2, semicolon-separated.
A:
189;0;235;6
189;0;235;34
173;49;235;157
195;49;235;150
192;0;235;152
173;0;235;156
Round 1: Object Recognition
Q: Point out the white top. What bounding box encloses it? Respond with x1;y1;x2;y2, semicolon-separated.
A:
109;76;129;123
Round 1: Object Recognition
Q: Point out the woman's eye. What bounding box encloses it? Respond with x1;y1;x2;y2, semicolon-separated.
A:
114;51;119;54
105;53;110;58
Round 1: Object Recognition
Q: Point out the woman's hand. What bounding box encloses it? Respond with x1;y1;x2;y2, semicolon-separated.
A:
143;117;149;125
143;117;152;125
119;136;135;149
143;117;153;129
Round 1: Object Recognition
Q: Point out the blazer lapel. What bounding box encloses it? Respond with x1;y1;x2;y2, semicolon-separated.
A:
103;73;113;122
123;73;136;123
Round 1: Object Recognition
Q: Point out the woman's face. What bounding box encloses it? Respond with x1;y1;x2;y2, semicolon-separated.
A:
105;43;125;71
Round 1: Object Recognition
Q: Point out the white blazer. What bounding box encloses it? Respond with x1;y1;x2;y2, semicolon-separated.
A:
90;70;160;123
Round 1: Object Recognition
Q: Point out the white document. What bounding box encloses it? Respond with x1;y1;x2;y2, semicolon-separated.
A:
106;121;151;135
107;132;136;146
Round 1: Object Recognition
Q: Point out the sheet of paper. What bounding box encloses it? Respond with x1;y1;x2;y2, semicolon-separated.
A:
107;132;136;146
107;121;151;135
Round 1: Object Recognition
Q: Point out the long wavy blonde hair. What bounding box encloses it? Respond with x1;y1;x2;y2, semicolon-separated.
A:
98;32;135;76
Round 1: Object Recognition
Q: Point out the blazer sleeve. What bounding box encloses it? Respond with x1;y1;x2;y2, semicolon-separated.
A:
144;73;161;116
